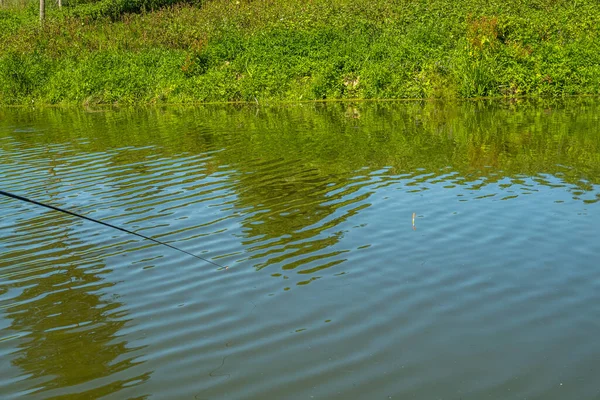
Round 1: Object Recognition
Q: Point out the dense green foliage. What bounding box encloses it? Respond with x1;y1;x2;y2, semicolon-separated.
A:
1;0;600;105
66;0;202;21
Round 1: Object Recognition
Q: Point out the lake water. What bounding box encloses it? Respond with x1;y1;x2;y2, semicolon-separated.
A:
1;100;600;400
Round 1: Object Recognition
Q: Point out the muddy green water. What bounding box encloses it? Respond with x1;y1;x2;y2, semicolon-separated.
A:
1;100;600;400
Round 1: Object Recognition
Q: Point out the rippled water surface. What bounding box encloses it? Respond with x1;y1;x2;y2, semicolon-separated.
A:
1;101;600;399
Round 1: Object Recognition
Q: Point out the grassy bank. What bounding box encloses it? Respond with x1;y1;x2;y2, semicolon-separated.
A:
1;0;600;105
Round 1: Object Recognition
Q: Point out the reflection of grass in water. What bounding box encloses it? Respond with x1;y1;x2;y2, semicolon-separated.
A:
2;208;151;396
2;101;600;281
2;101;599;299
2;99;599;187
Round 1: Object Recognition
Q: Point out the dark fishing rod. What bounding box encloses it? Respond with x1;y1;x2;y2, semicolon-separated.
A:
0;189;227;269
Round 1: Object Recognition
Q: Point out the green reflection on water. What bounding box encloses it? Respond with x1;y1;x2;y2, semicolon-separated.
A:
1;210;149;398
3;98;599;184
2;99;600;266
1;98;600;398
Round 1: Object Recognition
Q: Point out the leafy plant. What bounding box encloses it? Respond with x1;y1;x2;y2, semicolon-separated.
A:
1;0;600;105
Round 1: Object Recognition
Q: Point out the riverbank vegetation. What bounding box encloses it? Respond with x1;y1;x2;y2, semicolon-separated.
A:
1;0;599;105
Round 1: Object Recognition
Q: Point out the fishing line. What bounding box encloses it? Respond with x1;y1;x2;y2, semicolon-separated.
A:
0;189;227;269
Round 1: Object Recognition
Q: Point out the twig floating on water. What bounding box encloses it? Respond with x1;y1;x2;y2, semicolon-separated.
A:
209;355;230;379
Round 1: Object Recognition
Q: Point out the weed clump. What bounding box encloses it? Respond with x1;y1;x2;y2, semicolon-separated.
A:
1;0;599;105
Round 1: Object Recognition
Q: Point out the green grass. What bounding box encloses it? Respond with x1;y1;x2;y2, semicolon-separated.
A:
1;0;600;105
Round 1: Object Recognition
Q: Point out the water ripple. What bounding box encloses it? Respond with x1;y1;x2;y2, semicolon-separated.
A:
2;102;600;399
